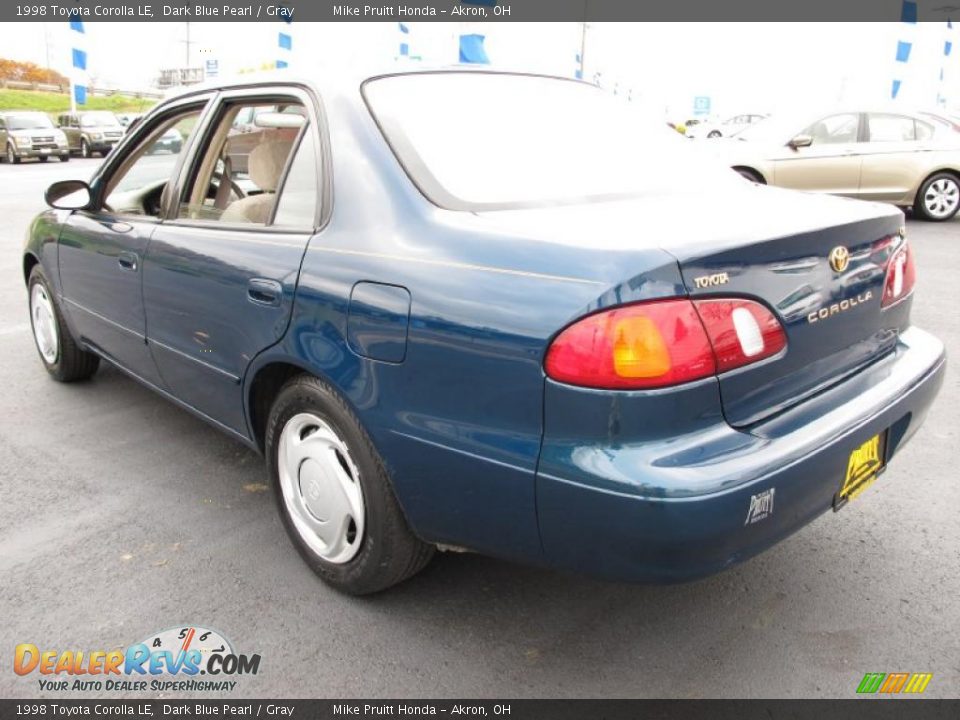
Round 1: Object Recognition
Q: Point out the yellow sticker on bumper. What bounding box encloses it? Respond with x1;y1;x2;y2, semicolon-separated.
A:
840;432;887;501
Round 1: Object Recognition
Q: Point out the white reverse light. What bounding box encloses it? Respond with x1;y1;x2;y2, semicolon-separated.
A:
732;307;764;357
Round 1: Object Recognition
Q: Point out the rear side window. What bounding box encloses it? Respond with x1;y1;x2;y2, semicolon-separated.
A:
868;113;917;142
273;125;319;228
177;99;310;226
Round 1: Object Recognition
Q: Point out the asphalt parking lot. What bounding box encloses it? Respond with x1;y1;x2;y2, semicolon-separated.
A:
0;157;957;700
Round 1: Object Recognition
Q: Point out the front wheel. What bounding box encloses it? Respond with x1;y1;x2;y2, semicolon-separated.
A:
80;139;91;159
914;172;960;221
266;375;434;594
59;154;70;162
6;143;20;164
28;265;100;382
707;130;722;138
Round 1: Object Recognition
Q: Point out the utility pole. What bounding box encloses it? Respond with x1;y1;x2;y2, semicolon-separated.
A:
180;22;195;69
579;21;587;81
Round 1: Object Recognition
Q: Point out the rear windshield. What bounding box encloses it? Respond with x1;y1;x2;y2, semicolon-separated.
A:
363;73;739;210
7;113;54;131
80;112;120;128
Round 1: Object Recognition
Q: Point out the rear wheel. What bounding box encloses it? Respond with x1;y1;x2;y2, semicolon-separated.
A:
707;130;722;139
28;265;99;382
59;154;70;162
39;156;49;163
6;143;20;164
914;172;960;221
266;374;434;594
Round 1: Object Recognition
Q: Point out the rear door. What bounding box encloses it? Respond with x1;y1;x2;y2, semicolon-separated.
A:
858;113;935;203
772;112;864;196
143;85;322;434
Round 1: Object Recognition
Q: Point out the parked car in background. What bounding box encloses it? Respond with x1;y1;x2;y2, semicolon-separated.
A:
0;111;69;164
686;112;769;139
116;113;143;128
147;126;183;155
57;111;125;158
24;71;944;594
717;109;960;221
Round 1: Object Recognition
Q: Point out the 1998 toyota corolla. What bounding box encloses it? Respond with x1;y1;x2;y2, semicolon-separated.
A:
23;70;945;593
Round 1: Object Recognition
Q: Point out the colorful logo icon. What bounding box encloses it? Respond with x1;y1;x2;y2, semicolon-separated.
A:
856;672;932;695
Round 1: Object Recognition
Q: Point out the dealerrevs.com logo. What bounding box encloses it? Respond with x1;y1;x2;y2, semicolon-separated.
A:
14;626;261;693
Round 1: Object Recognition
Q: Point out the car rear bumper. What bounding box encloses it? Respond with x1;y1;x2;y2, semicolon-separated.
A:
535;326;946;582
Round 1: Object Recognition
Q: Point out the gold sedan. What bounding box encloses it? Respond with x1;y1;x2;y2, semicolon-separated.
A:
716;110;960;221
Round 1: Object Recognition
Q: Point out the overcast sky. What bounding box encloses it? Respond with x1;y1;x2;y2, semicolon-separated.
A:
1;22;957;115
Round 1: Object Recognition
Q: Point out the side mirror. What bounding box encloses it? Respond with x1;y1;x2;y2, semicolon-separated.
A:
789;134;813;149
45;180;92;210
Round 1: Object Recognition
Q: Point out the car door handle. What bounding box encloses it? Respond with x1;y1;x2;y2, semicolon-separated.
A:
247;278;282;307
118;251;139;272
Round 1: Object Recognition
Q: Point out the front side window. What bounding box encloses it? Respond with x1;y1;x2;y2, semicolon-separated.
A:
803;113;860;145
364;73;738;210
178;99;308;225
103;109;203;217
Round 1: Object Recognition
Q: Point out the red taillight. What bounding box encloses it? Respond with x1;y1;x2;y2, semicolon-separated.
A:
544;300;716;389
882;240;916;308
544;297;786;390
692;298;787;372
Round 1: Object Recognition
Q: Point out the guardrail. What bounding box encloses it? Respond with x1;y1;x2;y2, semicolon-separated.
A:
0;78;162;99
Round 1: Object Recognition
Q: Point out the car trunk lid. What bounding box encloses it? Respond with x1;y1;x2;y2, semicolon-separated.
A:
663;189;906;427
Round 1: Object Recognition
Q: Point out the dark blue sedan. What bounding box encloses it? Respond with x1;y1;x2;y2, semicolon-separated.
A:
23;70;945;593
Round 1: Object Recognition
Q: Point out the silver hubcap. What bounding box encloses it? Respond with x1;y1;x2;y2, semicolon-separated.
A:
923;177;959;219
277;413;365;564
30;283;59;364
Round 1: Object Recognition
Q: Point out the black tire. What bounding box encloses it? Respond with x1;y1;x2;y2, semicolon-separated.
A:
80;139;91;159
707;130;722;138
39;156;49;163
266;374;434;594
735;167;765;184
913;172;960;222
59;154;70;162
6;143;20;164
27;265;100;382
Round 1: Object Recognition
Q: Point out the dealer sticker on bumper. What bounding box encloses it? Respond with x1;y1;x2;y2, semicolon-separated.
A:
834;431;888;510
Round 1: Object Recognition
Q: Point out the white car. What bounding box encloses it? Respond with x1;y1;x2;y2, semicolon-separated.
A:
687;113;769;139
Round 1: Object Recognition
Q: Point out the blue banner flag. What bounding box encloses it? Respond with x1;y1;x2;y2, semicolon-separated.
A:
71;49;87;71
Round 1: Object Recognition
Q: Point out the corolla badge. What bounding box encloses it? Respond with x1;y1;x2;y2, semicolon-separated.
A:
829;246;850;273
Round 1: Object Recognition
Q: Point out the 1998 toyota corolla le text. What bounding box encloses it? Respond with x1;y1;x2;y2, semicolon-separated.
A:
23;70;945;593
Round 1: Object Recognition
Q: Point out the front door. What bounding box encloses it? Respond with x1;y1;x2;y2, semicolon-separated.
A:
143;89;321;434
772;112;864;196
57;104;208;385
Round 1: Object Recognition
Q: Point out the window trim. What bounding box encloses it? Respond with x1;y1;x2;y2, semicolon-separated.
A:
165;84;326;234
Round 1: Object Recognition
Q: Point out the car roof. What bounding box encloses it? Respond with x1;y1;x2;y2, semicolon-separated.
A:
161;64;586;103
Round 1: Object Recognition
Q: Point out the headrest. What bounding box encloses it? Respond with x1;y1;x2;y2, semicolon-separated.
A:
248;138;291;192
